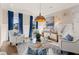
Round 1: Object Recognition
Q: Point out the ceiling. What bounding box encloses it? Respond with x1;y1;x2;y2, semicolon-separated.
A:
0;3;79;16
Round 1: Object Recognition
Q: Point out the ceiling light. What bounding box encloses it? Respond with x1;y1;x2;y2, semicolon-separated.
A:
35;3;46;22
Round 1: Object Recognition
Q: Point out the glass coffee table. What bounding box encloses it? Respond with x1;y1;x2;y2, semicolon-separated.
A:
27;40;48;55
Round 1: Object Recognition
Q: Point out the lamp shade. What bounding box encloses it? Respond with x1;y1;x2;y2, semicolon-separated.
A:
35;14;46;22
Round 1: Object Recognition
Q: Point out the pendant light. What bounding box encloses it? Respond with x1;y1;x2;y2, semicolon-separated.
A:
35;3;46;22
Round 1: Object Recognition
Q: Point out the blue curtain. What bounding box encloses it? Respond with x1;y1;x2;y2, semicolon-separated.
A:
36;22;38;29
8;11;14;30
29;16;33;37
18;13;23;34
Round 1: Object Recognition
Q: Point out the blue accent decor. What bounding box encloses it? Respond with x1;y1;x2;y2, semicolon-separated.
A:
38;49;47;55
36;22;38;29
64;34;73;41
46;21;54;29
27;47;35;55
27;47;47;55
29;16;33;37
46;23;54;26
18;13;23;34
8;11;14;30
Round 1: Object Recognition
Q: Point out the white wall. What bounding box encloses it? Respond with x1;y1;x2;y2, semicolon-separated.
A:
46;5;79;41
71;6;79;40
46;9;73;34
0;8;8;45
0;6;1;45
23;14;30;37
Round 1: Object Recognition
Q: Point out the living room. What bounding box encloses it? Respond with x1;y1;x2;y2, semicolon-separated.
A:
0;3;79;55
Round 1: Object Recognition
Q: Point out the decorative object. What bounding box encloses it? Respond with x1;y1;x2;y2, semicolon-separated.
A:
35;4;46;22
49;30;58;42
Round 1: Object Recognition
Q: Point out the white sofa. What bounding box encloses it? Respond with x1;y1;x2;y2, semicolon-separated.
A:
60;38;79;54
59;24;79;54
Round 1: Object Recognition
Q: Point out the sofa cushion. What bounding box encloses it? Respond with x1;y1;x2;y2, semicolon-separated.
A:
64;34;73;41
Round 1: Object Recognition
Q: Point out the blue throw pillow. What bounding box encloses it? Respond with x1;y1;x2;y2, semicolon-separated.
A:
64;34;73;41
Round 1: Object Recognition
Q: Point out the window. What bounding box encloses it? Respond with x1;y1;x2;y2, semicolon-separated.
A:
13;13;19;31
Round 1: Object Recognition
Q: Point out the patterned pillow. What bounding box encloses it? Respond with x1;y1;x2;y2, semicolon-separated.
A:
64;34;73;41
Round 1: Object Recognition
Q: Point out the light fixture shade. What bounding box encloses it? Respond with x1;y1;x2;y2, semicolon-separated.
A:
35;15;46;22
35;3;46;22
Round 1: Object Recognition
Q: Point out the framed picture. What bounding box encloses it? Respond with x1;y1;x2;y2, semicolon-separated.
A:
50;32;58;42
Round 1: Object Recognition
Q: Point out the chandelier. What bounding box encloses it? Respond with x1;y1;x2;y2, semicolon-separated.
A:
35;3;46;22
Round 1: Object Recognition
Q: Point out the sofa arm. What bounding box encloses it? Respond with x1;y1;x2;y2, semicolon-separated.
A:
61;38;79;54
